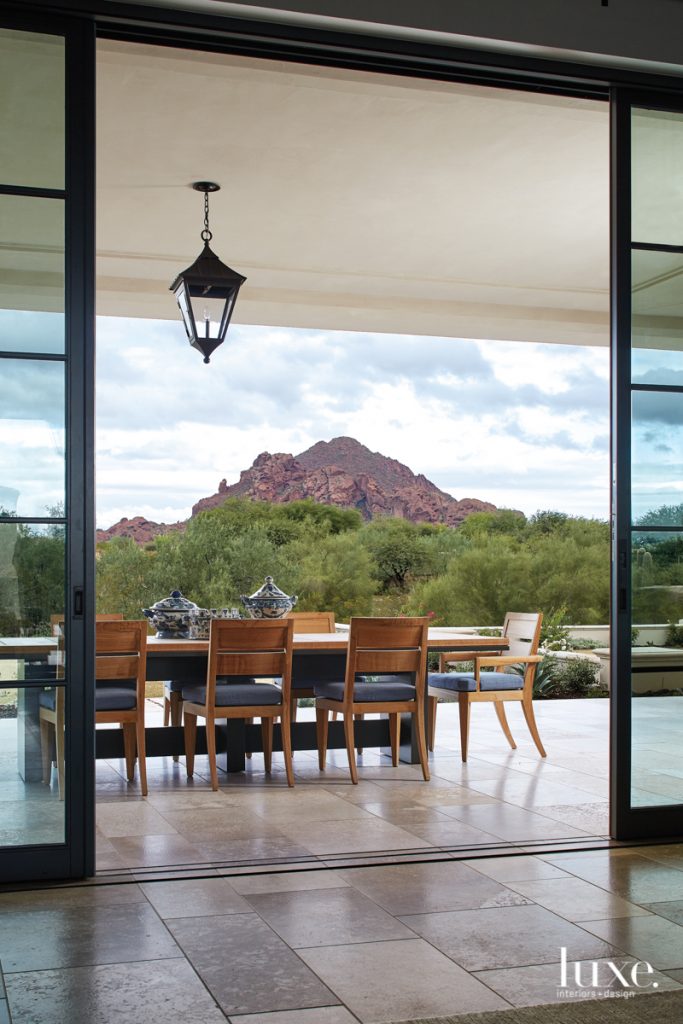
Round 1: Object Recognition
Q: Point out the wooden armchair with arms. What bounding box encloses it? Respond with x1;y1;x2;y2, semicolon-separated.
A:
427;611;545;762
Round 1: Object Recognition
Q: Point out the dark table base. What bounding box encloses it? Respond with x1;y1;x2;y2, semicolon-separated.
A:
95;715;412;772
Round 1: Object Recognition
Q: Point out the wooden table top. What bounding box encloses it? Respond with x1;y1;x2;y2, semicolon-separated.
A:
146;631;508;654
0;631;508;657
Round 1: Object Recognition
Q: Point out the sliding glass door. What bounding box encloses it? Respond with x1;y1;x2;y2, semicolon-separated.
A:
612;88;683;839
0;12;95;880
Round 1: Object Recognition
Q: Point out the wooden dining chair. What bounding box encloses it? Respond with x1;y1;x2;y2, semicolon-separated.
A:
315;616;430;784
94;619;149;795
288;610;337;721
41;613;127;799
427;611;545;762
182;618;295;790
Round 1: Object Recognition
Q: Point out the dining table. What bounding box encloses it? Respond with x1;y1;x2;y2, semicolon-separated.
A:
1;629;509;775
132;629;509;773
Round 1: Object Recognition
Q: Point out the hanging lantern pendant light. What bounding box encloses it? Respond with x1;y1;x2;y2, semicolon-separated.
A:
170;182;247;364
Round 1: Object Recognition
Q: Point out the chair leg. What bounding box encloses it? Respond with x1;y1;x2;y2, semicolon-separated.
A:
428;695;438;752
56;693;65;801
136;713;148;796
206;715;219;791
163;695;170;727
343;713;358;785
122;723;136;781
316;707;329;770
414;701;430;782
40;718;52;785
290;698;298;722
354;712;364;755
170;690;183;763
262;716;274;772
522;696;547;757
245;717;253;759
55;718;65;802
389;712;400;767
458;693;471;763
493;700;516;750
184;711;197;778
280;706;294;788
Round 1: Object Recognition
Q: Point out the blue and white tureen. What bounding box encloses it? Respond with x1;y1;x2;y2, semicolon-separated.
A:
142;590;198;638
189;607;241;639
240;576;297;619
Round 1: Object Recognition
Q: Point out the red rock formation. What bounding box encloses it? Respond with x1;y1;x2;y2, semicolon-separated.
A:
96;516;184;545
191;436;497;526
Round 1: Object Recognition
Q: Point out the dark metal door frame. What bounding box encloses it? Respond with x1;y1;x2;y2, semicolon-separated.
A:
0;9;96;882
3;3;683;878
610;86;683;840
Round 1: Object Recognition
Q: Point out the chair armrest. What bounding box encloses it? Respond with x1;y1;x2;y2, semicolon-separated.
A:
475;654;542;669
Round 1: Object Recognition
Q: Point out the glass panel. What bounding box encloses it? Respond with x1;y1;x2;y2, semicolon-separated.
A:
0;522;65;682
631;530;683;807
632;390;683;525
632;107;683;246
0;29;64;190
0;195;64;354
632;249;683;386
0;359;65;517
0;686;65;845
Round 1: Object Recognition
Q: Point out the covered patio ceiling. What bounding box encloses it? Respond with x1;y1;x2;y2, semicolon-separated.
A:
95;40;612;346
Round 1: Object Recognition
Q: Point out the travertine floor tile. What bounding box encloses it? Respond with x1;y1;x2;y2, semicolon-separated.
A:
5;959;226;1024
244;886;415;947
141;877;251;917
167;912;336;1015
401;904;618;971
0;903;181;972
297;938;508;1022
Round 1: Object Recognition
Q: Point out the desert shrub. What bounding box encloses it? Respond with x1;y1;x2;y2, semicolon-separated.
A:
530;654;599;698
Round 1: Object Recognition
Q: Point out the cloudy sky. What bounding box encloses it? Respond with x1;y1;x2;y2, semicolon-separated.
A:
90;317;612;529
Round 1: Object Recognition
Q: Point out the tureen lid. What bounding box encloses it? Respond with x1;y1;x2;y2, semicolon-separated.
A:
148;590;199;612
246;576;291;601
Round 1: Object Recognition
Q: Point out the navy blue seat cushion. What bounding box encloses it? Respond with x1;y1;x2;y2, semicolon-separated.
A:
95;685;138;711
315;679;416;702
38;689;57;710
182;680;282;707
428;671;523;693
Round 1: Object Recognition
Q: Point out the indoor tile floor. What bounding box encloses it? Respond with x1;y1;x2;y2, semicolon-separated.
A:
2;698;683;1023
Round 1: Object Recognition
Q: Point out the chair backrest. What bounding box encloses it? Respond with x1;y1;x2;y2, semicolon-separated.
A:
344;616;429;706
206;618;294;707
95;620;147;706
288;610;335;633
503;612;543;659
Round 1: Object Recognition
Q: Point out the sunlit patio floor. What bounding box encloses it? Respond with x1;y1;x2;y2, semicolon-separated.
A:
94;696;613;874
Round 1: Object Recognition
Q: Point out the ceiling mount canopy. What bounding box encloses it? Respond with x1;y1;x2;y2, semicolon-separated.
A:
169;181;247;364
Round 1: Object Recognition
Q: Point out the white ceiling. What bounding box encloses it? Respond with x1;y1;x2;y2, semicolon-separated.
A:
94;39;611;345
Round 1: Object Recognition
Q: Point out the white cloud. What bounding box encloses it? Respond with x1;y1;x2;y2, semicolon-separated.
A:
95;318;610;527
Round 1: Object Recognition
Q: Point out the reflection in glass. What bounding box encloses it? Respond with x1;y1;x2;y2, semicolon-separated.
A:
0;359;65;517
632;249;683;385
0;196;64;354
632;107;683;246
0;523;64;683
0;29;64;191
631;531;683;807
0;310;64;355
632;390;683;524
0;686;65;845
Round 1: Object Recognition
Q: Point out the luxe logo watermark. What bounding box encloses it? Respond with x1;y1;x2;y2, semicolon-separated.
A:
557;947;659;1000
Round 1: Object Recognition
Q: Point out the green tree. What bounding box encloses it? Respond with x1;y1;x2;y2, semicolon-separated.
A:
288;532;375;618
96;537;157;619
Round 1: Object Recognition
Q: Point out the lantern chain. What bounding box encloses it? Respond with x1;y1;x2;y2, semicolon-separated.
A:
201;191;212;243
